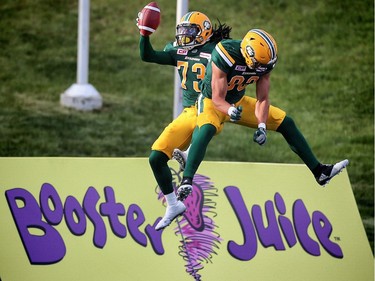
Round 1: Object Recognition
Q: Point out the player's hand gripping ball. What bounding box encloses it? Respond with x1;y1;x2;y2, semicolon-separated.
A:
137;2;160;36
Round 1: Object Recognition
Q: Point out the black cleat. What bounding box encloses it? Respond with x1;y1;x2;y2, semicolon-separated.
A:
315;159;349;186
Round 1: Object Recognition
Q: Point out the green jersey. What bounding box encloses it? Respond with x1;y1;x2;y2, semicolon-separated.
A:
140;36;215;107
200;39;275;104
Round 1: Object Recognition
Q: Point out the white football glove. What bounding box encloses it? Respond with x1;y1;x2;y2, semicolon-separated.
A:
228;106;242;122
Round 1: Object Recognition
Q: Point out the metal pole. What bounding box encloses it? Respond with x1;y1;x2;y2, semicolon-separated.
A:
60;0;102;111
77;0;89;84
173;0;189;118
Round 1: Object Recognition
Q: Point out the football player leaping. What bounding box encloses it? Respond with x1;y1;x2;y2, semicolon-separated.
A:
137;11;231;231
176;29;349;201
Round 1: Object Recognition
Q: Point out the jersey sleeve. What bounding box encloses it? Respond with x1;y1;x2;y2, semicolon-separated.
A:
211;41;235;73
163;42;175;52
139;36;175;65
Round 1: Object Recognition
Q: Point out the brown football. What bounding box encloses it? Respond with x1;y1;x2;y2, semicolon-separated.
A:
138;2;161;36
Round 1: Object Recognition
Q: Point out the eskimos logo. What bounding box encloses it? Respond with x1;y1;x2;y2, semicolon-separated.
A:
4;171;343;271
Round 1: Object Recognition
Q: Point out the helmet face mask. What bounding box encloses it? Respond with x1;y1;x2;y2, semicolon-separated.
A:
176;11;213;49
244;45;260;68
240;29;278;70
176;23;200;46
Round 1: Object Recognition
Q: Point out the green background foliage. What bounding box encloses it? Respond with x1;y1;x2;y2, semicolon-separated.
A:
0;0;373;251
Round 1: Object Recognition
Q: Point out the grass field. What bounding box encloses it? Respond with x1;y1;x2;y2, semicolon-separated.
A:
0;0;373;252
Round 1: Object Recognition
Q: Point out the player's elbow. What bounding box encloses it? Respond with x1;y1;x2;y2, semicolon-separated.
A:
140;51;151;62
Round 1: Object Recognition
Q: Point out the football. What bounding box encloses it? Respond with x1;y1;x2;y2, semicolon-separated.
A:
138;2;161;36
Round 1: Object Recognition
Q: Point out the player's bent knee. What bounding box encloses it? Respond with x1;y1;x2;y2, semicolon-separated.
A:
276;115;296;133
149;150;169;169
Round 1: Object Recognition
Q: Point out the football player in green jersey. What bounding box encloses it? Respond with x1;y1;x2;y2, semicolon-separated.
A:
138;11;231;230
176;29;349;201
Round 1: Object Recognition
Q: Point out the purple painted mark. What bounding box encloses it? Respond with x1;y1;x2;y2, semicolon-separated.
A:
157;170;222;280
183;180;204;231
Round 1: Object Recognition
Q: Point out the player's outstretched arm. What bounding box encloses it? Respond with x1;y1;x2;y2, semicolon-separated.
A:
136;4;175;65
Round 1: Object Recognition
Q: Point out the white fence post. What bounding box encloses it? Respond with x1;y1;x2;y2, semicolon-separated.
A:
173;0;189;118
60;0;102;111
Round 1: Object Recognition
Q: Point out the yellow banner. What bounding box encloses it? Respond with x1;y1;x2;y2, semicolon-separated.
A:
0;158;373;281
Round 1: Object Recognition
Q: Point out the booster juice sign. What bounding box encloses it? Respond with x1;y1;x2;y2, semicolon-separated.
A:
0;158;372;281
5;182;342;265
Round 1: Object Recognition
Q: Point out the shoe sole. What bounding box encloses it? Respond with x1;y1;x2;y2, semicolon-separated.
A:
177;185;192;201
172;150;186;171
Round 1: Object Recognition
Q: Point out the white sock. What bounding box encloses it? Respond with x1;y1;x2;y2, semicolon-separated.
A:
165;192;178;206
